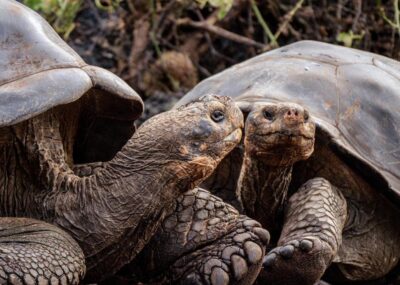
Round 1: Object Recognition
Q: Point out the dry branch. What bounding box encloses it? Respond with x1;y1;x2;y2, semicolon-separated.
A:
176;18;266;49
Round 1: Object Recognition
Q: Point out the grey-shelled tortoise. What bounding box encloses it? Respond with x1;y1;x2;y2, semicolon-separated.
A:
176;40;400;284
0;1;271;284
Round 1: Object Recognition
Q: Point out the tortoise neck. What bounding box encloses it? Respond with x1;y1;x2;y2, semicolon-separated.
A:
237;153;293;233
105;134;171;178
29;113;190;277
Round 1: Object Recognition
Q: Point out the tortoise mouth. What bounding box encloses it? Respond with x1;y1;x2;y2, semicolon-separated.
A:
252;132;315;165
250;130;315;161
255;131;314;140
223;128;242;144
255;146;314;166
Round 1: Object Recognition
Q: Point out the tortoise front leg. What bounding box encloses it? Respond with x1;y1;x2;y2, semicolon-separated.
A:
0;218;85;285
129;188;270;285
262;177;347;285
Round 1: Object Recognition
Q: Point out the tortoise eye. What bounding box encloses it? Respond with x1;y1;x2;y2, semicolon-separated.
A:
211;110;225;122
263;110;274;121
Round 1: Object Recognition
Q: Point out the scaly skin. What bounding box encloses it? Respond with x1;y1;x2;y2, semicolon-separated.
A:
237;102;400;285
0;95;244;284
237;102;315;240
262;178;347;284
0;218;85;285
124;187;270;285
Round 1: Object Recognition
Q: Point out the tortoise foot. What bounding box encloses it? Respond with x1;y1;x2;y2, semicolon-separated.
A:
0;218;85;285
128;189;269;285
175;217;269;285
258;178;347;285
261;236;328;285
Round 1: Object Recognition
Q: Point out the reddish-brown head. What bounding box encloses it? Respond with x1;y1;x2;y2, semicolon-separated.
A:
242;102;315;166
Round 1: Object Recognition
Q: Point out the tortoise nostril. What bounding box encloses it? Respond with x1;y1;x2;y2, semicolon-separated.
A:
284;108;304;123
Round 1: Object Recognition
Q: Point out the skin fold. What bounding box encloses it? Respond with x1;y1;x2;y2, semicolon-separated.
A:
0;95;250;284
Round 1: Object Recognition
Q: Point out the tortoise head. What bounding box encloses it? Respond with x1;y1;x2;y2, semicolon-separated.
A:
242;102;315;166
134;95;243;186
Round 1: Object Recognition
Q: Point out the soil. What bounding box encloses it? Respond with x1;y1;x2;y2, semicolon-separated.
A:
66;0;400;122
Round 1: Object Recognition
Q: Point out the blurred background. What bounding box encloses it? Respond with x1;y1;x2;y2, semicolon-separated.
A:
21;0;400;120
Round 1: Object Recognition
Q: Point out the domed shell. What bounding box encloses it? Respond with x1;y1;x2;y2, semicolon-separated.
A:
0;0;143;127
177;41;400;203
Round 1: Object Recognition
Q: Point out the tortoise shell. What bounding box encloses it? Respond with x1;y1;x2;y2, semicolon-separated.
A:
177;41;400;203
0;0;143;162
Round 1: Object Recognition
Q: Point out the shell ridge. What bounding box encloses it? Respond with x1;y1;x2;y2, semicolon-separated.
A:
0;64;89;88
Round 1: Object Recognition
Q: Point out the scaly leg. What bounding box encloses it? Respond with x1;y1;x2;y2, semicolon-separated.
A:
125;188;270;285
262;177;347;285
0;217;85;285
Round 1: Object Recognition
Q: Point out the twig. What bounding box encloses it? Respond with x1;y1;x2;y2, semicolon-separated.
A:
351;0;362;32
176;18;266;49
396;0;400;37
149;0;162;57
336;0;343;36
177;10;219;62
155;0;177;38
194;9;236;64
126;0;135;14
246;4;256;56
287;24;302;40
250;0;278;47
379;0;400;37
128;18;151;79
336;0;343;20
274;0;304;40
196;63;212;77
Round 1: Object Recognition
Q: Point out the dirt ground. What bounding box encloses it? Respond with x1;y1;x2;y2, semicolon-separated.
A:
65;0;400;121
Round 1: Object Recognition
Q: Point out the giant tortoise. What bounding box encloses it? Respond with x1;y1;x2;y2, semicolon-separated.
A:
0;1;270;284
176;40;400;284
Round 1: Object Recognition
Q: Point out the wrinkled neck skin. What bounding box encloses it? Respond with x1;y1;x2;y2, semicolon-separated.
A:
51;142;188;278
237;153;293;235
7;114;202;280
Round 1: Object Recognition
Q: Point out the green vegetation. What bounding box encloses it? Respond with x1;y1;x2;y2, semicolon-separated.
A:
23;0;82;39
94;0;121;12
196;0;234;20
336;31;365;47
378;0;400;37
250;0;304;48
